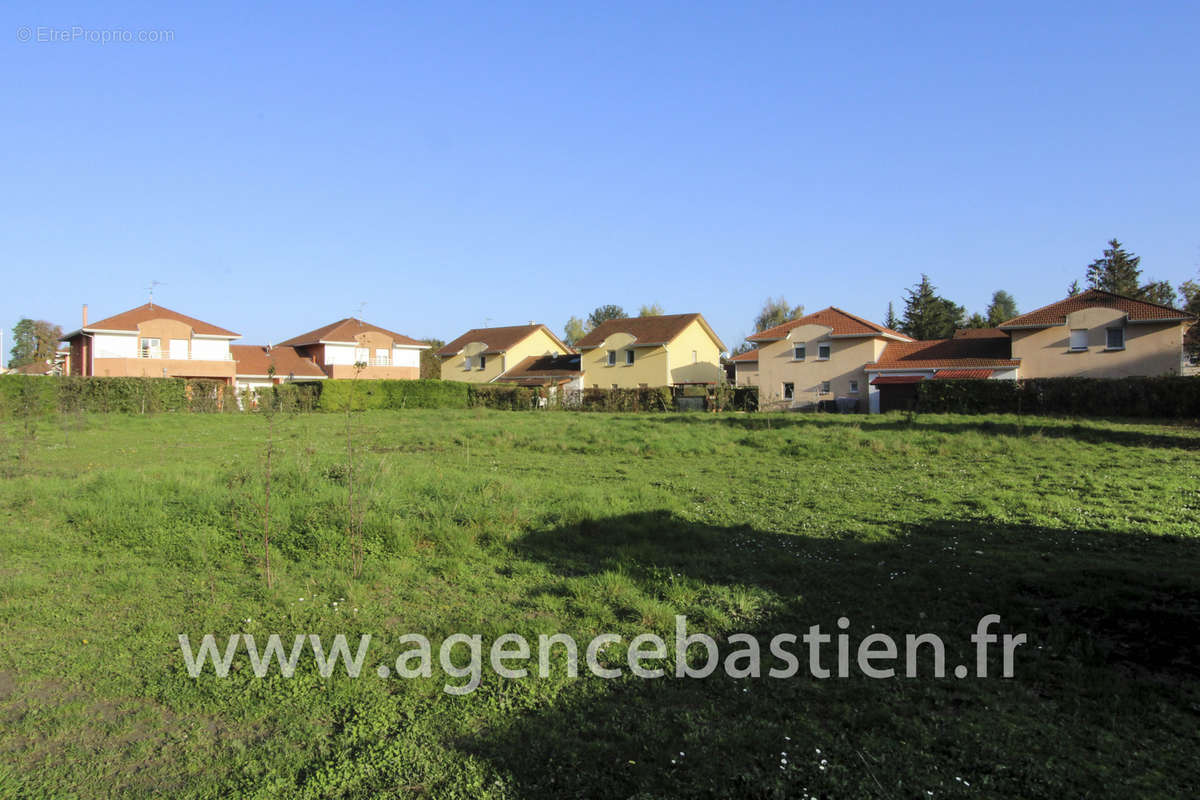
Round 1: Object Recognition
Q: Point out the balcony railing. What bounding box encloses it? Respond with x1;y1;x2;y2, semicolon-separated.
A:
95;350;234;361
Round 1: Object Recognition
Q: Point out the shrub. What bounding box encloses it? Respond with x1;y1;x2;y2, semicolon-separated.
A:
317;379;470;411
917;376;1200;418
469;385;537;410
579;387;673;412
0;375;237;417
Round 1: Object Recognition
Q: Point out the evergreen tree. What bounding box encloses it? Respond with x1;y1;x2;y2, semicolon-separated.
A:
1086;239;1142;295
900;275;965;340
884;302;899;330
8;318;62;369
966;312;989;329
638;303;665;317
985;290;1018;326
1068;280;1081;296
1139;280;1179;307
586;305;627;330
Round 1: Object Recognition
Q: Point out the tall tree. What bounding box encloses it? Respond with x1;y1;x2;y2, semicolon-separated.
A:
884;302;899;330
9;318;62;369
965;312;989;329
638;303;665;317
985;290;1018;326
1139;280;1179;308
754;297;804;333
586;305;627;330
899;275;965;340
1086;239;1143;295
1067;279;1081;296
563;316;586;347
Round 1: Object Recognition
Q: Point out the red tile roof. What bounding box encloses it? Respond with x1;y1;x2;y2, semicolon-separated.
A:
730;349;759;362
278;318;427;347
870;375;924;385
866;338;1018;370
748;307;912;343
952;327;1010;341
495;354;582;385
576;313;725;351
72;303;239;337
933;369;994;380
437;324;571;357
999;289;1196;328
231;345;327;378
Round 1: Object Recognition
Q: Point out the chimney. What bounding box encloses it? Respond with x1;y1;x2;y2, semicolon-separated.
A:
82;304;88;327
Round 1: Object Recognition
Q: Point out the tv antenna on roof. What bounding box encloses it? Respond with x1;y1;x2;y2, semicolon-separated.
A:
146;280;166;306
355;301;367;318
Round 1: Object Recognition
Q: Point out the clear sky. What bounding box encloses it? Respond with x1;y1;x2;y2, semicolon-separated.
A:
3;1;1198;363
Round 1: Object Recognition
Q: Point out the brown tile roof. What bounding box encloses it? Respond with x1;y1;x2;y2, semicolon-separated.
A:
866;337;1018;370
231;345;326;378
576;313;725;351
437;324;571;357
277;318;427;347
932;368;994;380
730;349;759;362
953;327;1010;341
748;307;912;343
74;303;239;337
999;289;1196;329
495;354;582;385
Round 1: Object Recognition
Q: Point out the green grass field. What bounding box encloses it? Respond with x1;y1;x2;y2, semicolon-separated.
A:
1;409;1198;798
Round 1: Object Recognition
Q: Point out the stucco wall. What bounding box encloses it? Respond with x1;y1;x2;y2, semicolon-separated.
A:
579;319;722;388
440;327;570;383
1009;311;1187;378
750;330;884;411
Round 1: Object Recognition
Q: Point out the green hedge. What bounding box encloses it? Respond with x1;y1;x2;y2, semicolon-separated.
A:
0;375;237;417
468;385;539;410
579;387;674;412
916;376;1200;418
316;379;471;411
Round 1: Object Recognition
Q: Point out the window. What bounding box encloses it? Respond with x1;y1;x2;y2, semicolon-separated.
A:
139;337;161;358
1106;327;1125;350
463;356;472;370
1069;329;1088;351
817;343;831;360
793;344;806;361
375;348;389;366
354;346;369;365
625;349;635;365
478;355;487;370
606;350;616;366
782;382;794;400
820;381;831;395
848;380;859;393
692;350;698;363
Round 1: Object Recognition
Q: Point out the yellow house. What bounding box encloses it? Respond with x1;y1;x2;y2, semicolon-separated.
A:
998;289;1196;378
575;313;725;389
437;324;574;383
743;307;913;411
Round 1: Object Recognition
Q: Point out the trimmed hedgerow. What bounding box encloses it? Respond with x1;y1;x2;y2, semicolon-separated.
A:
317;379;470;411
0;375;237;417
579;387;674;412
468;385;539;410
917;376;1200;418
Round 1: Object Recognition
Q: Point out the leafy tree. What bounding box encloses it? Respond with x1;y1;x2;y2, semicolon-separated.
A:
1067;279;1081;296
754;297;804;333
419;338;445;379
883;302;899;330
1181;277;1200;362
899;275;965;340
1139;280;1179;308
985;290;1018;326
9;318;62;369
638;303;665;317
730;341;755;356
965;312;989;329
586;305;627;330
563;316;586;347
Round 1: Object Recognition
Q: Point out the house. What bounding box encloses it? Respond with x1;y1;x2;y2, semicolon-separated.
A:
575;313;725;389
436;324;573;383
231;345;327;394
60;303;239;383
492;353;583;393
276;318;429;380
729;349;760;387
5;349;70;376
743;307;914;411
864;334;1021;413
997;289;1196;378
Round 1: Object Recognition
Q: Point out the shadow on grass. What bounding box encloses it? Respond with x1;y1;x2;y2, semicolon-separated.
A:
697;412;1200;451
462;511;1200;798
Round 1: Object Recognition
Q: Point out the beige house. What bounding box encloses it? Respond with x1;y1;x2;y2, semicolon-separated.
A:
743;307;913;411
277;318;429;380
437;324;574;383
230;345;327;394
575;314;725;389
998;290;1196;378
864;330;1021;413
61;303;239;383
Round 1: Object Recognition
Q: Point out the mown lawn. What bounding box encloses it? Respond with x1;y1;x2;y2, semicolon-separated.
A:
1;409;1198;798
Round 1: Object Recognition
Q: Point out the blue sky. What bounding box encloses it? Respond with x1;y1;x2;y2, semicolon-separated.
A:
3;1;1198;362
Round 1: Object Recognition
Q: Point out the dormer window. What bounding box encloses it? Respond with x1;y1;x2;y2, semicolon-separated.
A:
817;343;831;360
625;349;635;365
606;350;616;366
793;344;806;361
